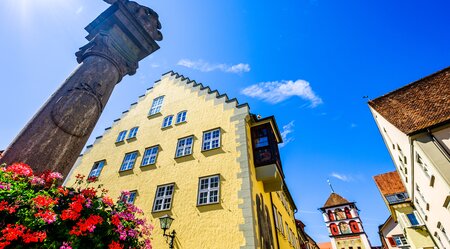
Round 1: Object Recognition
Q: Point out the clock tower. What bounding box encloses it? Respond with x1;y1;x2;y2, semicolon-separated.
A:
320;192;372;249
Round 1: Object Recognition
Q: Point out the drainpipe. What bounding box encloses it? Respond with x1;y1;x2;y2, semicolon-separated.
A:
270;192;281;249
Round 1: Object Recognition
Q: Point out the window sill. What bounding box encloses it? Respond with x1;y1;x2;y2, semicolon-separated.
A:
201;146;222;153
161;125;173;130
151;208;172;213
140;163;156;167
147;112;162;119
118;169;134;176
174;153;193;159
115;140;125;145
175;121;187;125
196;201;220;207
126;137;137;142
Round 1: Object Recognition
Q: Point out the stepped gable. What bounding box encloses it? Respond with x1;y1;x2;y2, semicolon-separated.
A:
322;193;351;208
81;70;249;151
373;171;406;196
167;71;249;109
369;66;450;135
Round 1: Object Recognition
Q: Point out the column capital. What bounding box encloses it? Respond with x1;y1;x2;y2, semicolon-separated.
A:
76;0;162;79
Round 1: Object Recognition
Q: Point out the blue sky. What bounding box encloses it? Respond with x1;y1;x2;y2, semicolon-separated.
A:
1;0;449;245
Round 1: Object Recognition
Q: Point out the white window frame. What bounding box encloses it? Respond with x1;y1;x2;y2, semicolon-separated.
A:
141;146;159;166
162;115;173;128
152;184;175;212
127;127;139;139
116;130;127;143
392;234;408;246
176;110;187;124
197;175;220;205
273;205;279;230
88;160;105;178
149;96;164;115
121;191;137;204
120;151;138;171
202;128;221;151
175;136;194;157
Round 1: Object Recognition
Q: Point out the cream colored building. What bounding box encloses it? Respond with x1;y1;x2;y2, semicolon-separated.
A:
374;171;436;249
65;71;302;249
369;67;450;249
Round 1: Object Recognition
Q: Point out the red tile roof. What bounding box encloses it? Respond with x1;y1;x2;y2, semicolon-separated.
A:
373;171;406;196
318;242;332;249
322;193;350;208
369;67;450;135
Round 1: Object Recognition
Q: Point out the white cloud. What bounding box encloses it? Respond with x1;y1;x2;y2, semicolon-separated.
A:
331;172;353;182
75;6;83;15
241;80;322;107
279;121;295;148
177;59;250;74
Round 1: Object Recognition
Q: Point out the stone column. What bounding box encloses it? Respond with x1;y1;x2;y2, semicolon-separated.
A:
0;0;162;178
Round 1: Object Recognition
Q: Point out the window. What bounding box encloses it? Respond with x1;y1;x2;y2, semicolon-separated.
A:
153;184;174;212
386;192;409;204
88;160;105;178
417;153;431;178
406;212;420;226
141;146;159;166
285;222;289;238
176;111;187;123
278;212;284;235
175;136;194;157
162;115;173;128
127;127;139;139
392;235;408;246
116;130;127;143
255;128;269;148
120;151;138;171
197;175;220;205
273;206;279;229
202;129;221;151
120;191;137;204
149;96;164;115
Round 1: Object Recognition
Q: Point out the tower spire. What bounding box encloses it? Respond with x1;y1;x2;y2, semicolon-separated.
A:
327;179;335;193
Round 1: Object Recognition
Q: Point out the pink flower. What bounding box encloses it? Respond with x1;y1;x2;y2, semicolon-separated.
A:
60;242;72;249
5;163;33;177
30;177;45;185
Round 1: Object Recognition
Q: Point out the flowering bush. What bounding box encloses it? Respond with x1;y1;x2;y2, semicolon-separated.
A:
0;163;152;249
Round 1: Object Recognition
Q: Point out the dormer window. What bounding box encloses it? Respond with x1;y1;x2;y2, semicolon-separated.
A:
251;123;280;167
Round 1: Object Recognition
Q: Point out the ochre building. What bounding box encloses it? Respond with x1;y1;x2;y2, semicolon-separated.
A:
65;71;302;249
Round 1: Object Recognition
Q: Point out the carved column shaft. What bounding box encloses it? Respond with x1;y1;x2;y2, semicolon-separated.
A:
0;0;162;178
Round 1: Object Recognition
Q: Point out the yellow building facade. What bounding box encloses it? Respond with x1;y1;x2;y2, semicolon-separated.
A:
65;71;301;249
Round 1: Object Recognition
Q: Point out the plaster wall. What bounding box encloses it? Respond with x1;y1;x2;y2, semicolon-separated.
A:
66;73;253;248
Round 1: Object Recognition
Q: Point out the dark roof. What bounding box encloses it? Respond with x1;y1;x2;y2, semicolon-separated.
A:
322;193;351;208
373;171;406;196
369;66;450;135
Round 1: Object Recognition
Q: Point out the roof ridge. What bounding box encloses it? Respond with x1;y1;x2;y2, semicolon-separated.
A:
369;66;450;104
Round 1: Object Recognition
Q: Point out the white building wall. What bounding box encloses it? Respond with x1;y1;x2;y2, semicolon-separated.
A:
369;108;412;193
380;218;406;249
432;127;450;155
414;142;450;249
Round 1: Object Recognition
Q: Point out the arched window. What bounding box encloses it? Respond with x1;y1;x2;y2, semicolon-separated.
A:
349;220;360;233
335;208;346;220
328;210;335;221
339;222;351;234
330;223;339;235
344;207;352;218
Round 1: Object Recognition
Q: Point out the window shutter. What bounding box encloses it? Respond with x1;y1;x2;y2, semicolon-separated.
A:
387;237;396;247
413;211;424;225
399;213;411;228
